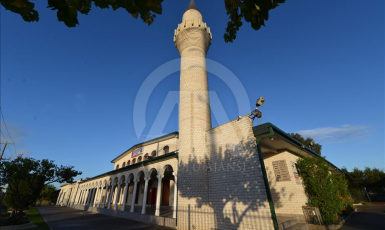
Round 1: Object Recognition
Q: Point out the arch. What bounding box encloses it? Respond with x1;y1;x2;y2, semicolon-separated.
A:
127;173;134;182
161;164;174;177
127;160;131;165
163;145;169;154
151;150;157;157
116;164;120;170
144;153;149;160
132;158;136;164
138;156;142;162
136;170;146;181
119;175;126;184
122;162;126;167
148;168;158;177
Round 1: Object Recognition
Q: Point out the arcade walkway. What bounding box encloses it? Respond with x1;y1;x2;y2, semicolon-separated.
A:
38;206;175;230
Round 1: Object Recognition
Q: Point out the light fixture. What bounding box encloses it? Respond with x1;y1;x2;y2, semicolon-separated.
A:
251;97;265;124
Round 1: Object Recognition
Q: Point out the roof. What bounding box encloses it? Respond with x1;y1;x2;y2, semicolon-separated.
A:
110;131;179;163
253;123;343;174
186;0;199;12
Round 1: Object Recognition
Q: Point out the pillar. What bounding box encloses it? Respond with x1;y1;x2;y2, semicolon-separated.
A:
155;175;163;216
173;173;178;218
121;179;130;211
98;186;104;208
130;179;139;212
114;181;122;210
141;177;150;214
102;184;109;208
107;183;115;209
90;188;96;206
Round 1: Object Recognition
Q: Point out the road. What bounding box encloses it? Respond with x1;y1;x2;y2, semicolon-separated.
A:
340;204;385;230
37;206;175;230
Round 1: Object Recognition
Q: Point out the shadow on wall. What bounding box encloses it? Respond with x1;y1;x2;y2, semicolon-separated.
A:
177;140;288;230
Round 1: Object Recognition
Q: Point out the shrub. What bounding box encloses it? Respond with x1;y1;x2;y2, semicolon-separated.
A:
297;156;351;224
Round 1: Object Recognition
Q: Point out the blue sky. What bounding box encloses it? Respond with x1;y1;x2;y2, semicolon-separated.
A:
1;0;384;186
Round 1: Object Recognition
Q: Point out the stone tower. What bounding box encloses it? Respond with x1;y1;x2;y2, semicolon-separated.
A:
174;0;214;229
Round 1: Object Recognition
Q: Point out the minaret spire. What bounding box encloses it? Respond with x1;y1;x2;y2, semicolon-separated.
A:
186;0;199;12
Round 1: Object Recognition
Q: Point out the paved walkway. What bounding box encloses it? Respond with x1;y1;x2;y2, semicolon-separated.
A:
38;206;175;230
340;205;385;230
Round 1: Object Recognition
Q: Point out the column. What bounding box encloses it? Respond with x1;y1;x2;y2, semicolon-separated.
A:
107;183;115;209
173;173;178;218
141;177;150;214
155;175;163;216
90;188;96;206
98;187;104;208
56;192;62;205
121;179;130;211
86;189;92;205
102;184;109;208
130;179;139;212
114;181;122;210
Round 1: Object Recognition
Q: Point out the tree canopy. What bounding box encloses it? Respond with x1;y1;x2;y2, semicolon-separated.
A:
289;133;322;155
1;0;285;42
0;156;81;213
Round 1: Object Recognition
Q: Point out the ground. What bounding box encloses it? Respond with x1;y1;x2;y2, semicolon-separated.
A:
37;206;175;230
340;204;385;230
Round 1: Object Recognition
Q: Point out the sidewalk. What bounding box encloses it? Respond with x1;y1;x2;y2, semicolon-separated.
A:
37;206;175;230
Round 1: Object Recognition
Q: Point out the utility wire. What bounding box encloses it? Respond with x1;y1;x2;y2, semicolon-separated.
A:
0;108;17;155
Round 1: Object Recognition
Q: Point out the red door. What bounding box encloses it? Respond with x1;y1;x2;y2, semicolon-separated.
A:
147;188;157;205
162;181;170;206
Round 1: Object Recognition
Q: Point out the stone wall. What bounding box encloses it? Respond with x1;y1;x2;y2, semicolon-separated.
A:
204;116;274;230
263;150;308;217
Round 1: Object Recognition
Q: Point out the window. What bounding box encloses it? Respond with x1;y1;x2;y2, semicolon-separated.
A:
127;160;130;166
138;156;142;162
144;153;149;160
272;160;291;182
151;150;156;157
122;162;126;167
163;145;169;154
116;164;119;170
132;159;136;164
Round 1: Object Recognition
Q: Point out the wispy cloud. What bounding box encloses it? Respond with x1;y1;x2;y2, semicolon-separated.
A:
297;125;371;144
75;93;86;109
0;122;30;159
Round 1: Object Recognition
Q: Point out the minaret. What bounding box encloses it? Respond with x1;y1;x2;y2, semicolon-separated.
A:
174;0;213;228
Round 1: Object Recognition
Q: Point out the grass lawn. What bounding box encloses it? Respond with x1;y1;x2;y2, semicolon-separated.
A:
25;208;50;230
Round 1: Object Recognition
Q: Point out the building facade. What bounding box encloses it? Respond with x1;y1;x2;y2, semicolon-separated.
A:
58;1;342;229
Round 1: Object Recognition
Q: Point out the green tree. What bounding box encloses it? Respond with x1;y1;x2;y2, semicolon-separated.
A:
0;156;81;214
289;133;322;155
39;184;56;200
296;156;350;224
0;0;285;42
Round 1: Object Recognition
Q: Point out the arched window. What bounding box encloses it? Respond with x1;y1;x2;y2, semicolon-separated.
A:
132;158;136;164
144;153;149;160
163;145;169;154
138;156;142;162
127;160;130;166
116;164;119;170
122;162;126;167
151;150;156;157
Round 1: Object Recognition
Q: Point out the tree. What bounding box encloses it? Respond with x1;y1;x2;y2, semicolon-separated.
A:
0;156;81;214
289;133;322;155
39;184;56;200
0;0;285;42
342;167;385;201
296;156;351;224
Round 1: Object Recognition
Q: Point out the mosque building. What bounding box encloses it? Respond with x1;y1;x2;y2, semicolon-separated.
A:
57;1;342;229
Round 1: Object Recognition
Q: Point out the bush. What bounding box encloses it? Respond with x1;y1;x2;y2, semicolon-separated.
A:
297;156;352;224
0;212;28;226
